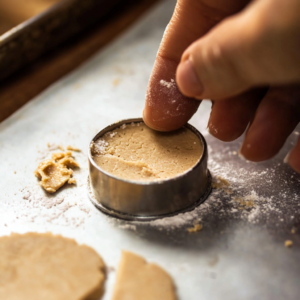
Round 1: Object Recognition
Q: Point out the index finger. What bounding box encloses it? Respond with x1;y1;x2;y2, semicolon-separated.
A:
143;0;250;131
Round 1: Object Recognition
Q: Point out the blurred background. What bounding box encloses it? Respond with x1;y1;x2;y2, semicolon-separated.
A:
0;0;59;34
0;0;158;122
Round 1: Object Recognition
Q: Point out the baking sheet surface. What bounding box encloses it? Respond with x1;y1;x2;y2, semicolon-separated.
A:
0;1;300;299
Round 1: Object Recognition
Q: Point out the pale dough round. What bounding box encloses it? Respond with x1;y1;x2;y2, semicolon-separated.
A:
112;251;177;300
0;233;105;300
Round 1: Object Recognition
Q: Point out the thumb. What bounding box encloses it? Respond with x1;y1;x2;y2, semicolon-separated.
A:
176;0;300;100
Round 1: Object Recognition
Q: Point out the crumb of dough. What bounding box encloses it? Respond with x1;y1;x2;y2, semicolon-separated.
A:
233;197;255;209
68;178;76;184
187;223;203;233
67;145;81;152
285;240;293;248
112;251;177;300
0;232;105;300
291;228;296;234
208;255;219;267
47;143;64;151
35;151;79;193
212;176;230;189
112;78;120;86
212;176;233;195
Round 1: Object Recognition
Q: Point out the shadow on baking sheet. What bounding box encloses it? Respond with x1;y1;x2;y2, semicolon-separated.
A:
112;129;300;252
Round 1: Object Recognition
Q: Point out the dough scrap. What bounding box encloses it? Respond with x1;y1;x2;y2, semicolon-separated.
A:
212;177;230;189
67;145;81;152
35;151;79;193
285;240;293;248
0;232;105;300
112;251;177;300
187;223;203;233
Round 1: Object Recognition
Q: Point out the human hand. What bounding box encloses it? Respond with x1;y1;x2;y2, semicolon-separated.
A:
143;0;300;172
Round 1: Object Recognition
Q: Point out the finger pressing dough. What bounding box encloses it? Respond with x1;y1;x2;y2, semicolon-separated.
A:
35;151;79;193
111;251;177;300
0;233;105;300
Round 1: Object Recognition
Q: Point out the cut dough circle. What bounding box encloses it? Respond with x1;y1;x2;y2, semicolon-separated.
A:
92;122;202;181
112;251;177;300
0;233;105;300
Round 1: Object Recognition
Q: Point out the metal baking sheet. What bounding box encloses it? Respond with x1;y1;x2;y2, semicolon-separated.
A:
0;0;299;299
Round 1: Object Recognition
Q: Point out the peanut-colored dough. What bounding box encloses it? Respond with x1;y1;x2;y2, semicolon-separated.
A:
67;145;81;152
0;233;105;300
285;240;293;248
187;223;203;233
112;251;177;300
91;123;203;181
34;151;79;193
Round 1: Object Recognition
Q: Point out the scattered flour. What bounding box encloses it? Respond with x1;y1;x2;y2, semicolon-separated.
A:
22;189;64;209
103;140;300;232
16;186;91;227
91;122;145;155
0;140;91;227
37;143;83;160
1;146;91;228
91;140;108;155
108;132;117;138
37;144;64;160
19;132;299;233
160;79;176;89
118;224;137;231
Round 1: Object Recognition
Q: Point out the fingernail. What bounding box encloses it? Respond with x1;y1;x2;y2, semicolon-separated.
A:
283;151;290;164
238;148;246;160
239;141;248;160
177;59;203;97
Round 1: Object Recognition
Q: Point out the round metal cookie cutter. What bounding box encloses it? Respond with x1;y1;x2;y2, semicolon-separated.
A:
88;118;211;221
